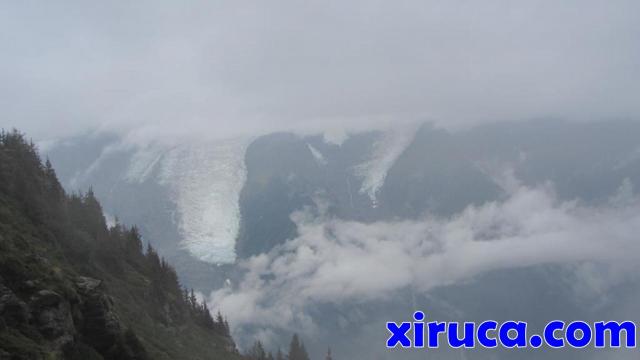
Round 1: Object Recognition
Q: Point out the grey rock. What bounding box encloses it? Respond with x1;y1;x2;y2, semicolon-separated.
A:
75;276;102;295
29;290;75;347
0;282;30;325
79;287;122;352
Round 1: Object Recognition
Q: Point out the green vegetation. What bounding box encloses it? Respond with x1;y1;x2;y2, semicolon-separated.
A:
0;129;241;359
245;333;311;360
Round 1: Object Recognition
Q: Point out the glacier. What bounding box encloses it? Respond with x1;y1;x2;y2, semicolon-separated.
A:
125;138;250;264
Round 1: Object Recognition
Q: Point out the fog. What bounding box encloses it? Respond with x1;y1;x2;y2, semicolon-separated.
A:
208;176;640;350
4;2;640;358
2;0;640;140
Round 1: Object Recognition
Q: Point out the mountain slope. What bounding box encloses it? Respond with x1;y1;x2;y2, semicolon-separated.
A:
0;130;241;360
43;120;640;286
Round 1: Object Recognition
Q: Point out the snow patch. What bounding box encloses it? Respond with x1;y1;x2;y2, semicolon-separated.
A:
307;143;327;166
69;142;125;190
354;125;418;207
125;145;165;183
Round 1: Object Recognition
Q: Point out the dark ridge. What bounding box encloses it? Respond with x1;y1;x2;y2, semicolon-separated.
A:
0;129;241;359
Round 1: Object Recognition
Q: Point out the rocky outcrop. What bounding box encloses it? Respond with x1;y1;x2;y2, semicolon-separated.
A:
1;278;75;359
0;275;130;359
0;281;29;328
74;276;122;353
75;277;102;294
29;289;75;350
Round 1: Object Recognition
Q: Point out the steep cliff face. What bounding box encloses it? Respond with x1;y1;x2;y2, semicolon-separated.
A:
0;130;242;359
0;275;134;359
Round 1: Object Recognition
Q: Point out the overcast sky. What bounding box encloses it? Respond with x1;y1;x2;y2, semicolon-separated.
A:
1;0;639;140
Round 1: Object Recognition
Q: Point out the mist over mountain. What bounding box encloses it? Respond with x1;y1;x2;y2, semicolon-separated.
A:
4;0;640;358
43;119;640;359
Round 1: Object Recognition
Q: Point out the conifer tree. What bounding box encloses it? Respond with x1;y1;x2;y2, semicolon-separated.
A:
189;289;198;310
275;348;285;360
202;302;214;328
325;347;333;360
288;334;310;360
247;340;267;360
43;157;64;205
0;128;241;357
223;316;230;336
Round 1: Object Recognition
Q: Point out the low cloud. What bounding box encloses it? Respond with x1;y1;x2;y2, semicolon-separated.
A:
209;181;640;341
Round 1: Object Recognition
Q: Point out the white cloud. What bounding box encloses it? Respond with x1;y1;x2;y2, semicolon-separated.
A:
209;182;640;340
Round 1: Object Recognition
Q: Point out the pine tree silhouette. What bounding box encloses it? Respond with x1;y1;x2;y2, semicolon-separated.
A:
288;334;310;360
325;347;333;360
